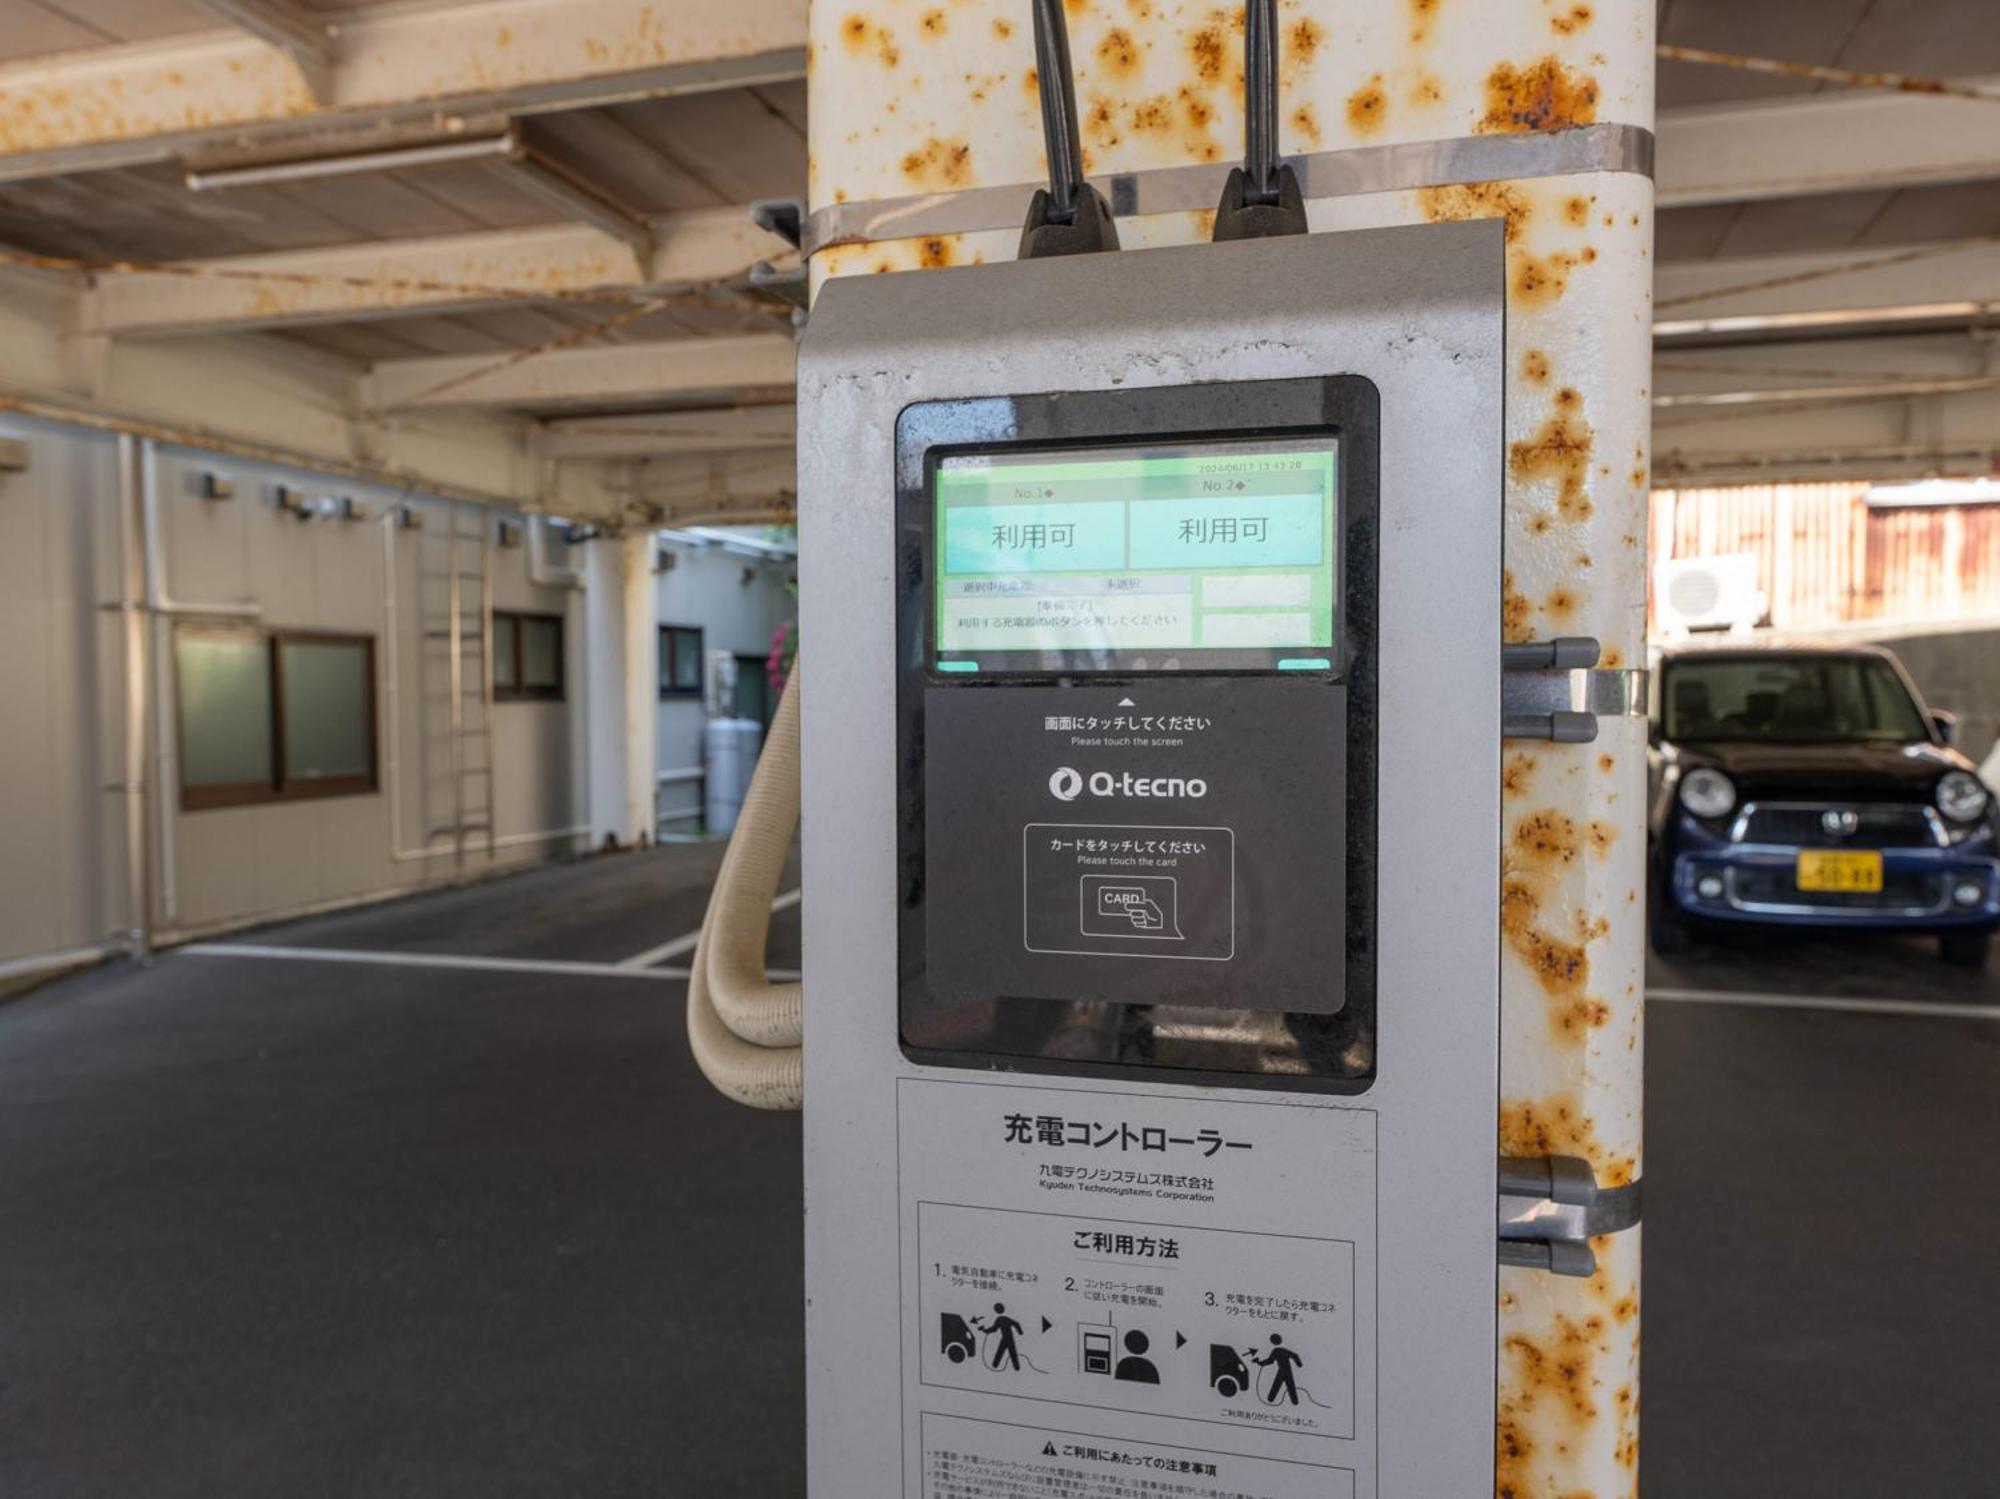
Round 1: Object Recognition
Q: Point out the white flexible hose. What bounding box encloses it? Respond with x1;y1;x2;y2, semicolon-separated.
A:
686;662;805;1110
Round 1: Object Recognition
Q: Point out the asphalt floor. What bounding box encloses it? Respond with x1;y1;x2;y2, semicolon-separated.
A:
0;844;1995;1496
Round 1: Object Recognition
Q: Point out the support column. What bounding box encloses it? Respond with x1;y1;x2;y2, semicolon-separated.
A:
621;529;659;847
583;529;658;847
811;3;1653;1493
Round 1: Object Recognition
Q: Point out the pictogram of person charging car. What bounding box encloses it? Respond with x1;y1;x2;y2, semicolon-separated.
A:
940;1304;1026;1371
1210;1335;1305;1405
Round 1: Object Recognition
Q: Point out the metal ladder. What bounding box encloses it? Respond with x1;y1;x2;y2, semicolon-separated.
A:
415;501;497;865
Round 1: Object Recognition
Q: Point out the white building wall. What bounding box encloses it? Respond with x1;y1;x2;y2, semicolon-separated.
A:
0;414;126;969
653;538;796;827
0;406;798;971
142;443;595;937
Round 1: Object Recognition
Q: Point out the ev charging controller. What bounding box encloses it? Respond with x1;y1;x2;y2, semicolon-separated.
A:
800;222;1505;1497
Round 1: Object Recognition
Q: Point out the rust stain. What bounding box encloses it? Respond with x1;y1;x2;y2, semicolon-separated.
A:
1504;1311;1608;1438
1601;643;1624;669
916;236;958;268
1291;104;1321;146
1288;16;1323;65
1178;85;1222;161
1187;23;1227;83
840;12;901;65
1409;0;1440;45
1525;509;1554;537
1615;1383;1641;1469
1502;877;1589;999
1407;72;1444;106
1085;93;1122;147
1556;996;1613;1039
1598;753;1616;773
1521;349;1552;384
1496;1409;1535;1499
992;17;1013;37
1130;93;1176;133
919;8;948;36
1550;2;1594;34
1513;810;1581;868
1502;570;1532;643
1587;819;1617;857
1656;42;1990;101
1479;56;1600;133
1501;1095;1634;1184
1563;193;1594;227
1126;0;1155;16
1502;753;1537;797
1096;26;1141;76
1417;180;1532;244
1512;248;1582;306
1544;584;1580;621
1510;388;1596;523
901;137;974;188
1346;76;1388;134
1023;65;1040;98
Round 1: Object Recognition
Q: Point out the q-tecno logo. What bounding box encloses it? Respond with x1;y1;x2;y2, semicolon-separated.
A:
1047;766;1208;801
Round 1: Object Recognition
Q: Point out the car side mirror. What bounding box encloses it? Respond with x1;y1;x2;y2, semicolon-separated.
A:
1932;709;1959;746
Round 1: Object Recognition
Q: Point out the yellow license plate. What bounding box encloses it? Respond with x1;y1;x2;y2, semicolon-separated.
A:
1796;850;1884;893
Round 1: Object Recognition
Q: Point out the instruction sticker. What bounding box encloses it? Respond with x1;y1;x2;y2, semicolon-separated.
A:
899;1078;1379;1496
918;1202;1354;1437
1025;823;1235;961
920;1414;1355;1499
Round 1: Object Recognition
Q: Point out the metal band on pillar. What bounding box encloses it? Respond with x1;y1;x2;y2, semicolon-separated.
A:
804;122;1655;258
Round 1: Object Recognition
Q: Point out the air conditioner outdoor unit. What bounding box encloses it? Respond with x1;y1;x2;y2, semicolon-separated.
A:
1655;553;1767;637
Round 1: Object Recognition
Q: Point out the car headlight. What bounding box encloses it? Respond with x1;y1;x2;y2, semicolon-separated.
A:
1937;770;1990;824
1678;767;1737;820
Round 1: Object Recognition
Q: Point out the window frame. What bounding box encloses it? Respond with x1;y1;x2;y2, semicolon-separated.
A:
659;624;706;699
176;625;379;811
493;609;567;703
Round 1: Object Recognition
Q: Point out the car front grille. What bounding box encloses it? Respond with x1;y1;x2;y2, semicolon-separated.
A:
1729;866;1947;914
1733;801;1942;849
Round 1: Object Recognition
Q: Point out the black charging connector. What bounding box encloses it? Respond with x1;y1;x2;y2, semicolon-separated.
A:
1018;0;1121;259
1212;0;1308;241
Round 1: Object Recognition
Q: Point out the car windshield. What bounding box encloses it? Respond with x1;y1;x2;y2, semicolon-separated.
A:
1662;656;1930;744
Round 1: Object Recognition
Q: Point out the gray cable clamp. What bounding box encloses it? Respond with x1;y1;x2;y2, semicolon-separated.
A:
1497;1155;1643;1278
1502;636;1648;745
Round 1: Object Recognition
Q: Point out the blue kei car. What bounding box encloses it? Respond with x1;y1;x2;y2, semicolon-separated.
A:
1648;644;2000;968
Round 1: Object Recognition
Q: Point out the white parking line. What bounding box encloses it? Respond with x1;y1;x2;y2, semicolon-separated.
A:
614;888;801;970
187;942;1982;1019
181;943;688;983
1648;986;2000;1021
177;944;802;986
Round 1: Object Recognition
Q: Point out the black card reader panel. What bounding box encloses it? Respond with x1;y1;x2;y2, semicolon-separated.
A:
894;377;1379;1091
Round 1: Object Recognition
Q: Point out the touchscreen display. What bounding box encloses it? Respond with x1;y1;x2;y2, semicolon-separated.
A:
933;437;1338;673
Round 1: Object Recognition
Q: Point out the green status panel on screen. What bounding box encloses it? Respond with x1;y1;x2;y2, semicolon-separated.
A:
933;438;1338;671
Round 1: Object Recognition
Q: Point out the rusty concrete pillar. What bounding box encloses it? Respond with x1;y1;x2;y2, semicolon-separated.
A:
806;3;1653;1491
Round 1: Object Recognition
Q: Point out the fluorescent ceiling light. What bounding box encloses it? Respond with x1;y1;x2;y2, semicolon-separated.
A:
1866;477;2000;507
185;132;516;191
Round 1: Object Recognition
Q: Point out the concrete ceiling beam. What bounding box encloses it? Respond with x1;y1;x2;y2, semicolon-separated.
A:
83;206;788;338
0;0;806;182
